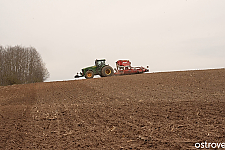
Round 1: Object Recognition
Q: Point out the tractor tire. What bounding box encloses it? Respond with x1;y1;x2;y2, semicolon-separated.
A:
85;70;94;79
101;66;114;77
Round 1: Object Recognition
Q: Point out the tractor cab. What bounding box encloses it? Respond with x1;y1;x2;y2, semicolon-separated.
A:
95;59;106;68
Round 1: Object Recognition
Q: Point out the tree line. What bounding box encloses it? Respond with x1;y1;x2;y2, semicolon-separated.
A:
0;45;49;86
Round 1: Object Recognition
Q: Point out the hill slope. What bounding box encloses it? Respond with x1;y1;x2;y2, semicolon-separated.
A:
0;69;225;149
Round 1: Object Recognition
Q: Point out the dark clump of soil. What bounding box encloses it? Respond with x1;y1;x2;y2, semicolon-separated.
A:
0;69;224;149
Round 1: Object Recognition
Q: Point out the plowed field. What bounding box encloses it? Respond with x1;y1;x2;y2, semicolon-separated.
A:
0;69;225;149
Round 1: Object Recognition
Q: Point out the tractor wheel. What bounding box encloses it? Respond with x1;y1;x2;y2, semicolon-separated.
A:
101;66;114;77
85;71;94;79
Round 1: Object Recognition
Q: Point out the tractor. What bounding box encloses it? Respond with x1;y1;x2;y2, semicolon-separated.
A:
75;59;114;79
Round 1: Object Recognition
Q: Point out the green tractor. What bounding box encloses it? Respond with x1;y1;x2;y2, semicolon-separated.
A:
75;59;114;79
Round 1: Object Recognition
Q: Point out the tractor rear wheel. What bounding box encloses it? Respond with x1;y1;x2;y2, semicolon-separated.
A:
85;70;94;79
101;66;114;77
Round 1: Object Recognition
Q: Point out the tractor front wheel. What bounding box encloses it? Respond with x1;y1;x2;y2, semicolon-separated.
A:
85;71;94;79
101;66;114;77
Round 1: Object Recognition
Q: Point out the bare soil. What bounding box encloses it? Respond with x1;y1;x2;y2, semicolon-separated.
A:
0;69;225;149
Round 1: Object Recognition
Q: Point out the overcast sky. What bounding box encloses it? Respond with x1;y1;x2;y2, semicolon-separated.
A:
0;0;224;81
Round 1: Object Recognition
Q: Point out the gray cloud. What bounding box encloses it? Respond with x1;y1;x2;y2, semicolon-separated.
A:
0;0;224;81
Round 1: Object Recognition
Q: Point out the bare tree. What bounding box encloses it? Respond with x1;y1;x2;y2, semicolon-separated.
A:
0;46;4;85
0;45;49;86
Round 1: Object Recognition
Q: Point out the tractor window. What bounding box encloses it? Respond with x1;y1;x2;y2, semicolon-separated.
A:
96;61;105;66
